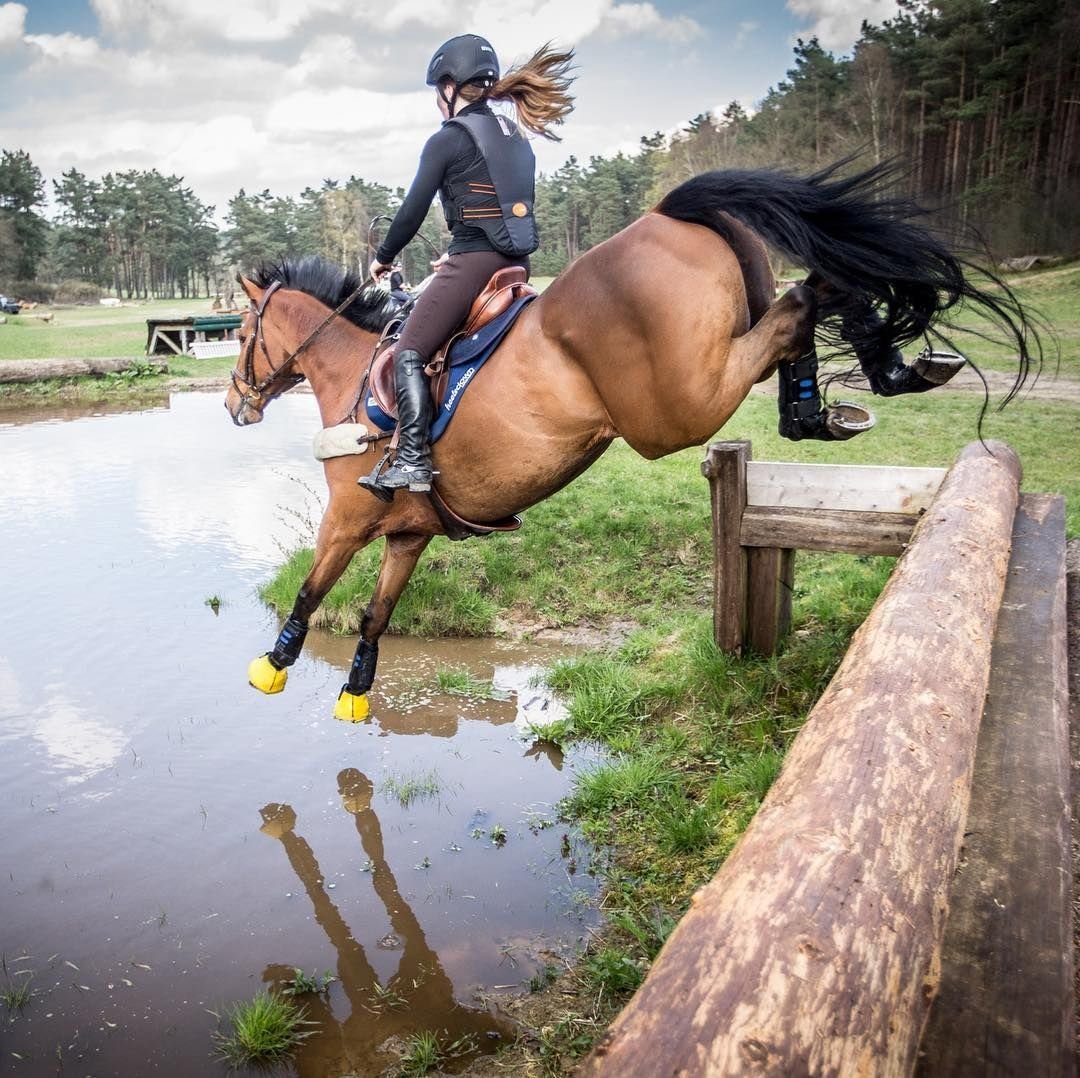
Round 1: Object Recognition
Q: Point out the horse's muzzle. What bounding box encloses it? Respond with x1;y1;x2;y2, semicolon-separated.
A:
224;390;263;427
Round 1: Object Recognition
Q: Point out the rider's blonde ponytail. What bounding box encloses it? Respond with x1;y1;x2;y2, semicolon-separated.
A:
460;44;576;141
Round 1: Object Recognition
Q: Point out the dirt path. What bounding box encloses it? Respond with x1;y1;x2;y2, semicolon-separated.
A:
747;365;1080;406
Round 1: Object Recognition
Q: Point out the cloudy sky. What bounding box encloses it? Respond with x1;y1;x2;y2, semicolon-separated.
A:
2;0;901;219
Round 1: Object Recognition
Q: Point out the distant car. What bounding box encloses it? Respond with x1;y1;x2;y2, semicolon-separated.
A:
0;294;20;314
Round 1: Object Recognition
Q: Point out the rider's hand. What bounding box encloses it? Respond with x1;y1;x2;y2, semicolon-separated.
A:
369;259;390;281
431;252;449;272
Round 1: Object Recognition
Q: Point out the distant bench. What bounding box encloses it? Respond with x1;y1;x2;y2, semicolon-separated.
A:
145;315;242;357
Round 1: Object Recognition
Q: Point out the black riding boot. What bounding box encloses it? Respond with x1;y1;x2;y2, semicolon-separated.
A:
778;351;874;442
359;349;435;500
841;307;965;396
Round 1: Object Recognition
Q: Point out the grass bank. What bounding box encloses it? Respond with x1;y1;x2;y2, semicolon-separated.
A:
264;389;1079;641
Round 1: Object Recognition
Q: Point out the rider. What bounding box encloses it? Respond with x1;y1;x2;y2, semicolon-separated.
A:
360;35;575;499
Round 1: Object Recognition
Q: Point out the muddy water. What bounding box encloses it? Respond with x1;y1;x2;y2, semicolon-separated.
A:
0;393;601;1076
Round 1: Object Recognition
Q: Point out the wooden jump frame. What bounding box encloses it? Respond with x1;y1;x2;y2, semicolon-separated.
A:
584;440;1072;1076
701;439;949;656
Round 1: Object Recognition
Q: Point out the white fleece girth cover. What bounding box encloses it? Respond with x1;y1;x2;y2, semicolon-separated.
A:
312;423;373;460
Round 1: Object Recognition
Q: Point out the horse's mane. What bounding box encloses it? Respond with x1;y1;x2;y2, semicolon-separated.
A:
249;256;399;333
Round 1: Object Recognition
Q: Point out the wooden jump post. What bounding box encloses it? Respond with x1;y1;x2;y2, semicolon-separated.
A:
584;440;1072;1076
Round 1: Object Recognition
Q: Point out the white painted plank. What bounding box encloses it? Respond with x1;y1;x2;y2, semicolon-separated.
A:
746;460;947;514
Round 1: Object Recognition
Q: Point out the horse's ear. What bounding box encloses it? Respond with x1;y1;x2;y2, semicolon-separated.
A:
238;275;261;303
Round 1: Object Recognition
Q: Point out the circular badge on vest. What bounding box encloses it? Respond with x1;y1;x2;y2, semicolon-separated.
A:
511;202;528;217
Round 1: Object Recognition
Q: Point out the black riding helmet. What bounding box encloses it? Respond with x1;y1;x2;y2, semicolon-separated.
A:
426;34;499;90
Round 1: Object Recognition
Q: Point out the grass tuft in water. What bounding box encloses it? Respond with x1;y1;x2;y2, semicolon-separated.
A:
282;967;335;996
394;1030;442;1076
382;769;442;808
434;666;492;698
213;991;315;1066
2;979;32;1012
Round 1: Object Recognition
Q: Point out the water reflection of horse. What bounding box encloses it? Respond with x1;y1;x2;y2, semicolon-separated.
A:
226;161;1040;719
258;771;506;1074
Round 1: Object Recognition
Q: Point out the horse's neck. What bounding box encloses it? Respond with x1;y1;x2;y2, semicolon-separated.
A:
296;319;380;427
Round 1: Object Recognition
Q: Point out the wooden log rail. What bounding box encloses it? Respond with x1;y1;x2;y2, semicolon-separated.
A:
583;441;1074;1076
0;357;168;384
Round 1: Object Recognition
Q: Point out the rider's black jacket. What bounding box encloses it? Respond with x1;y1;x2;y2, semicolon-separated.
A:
376;101;536;263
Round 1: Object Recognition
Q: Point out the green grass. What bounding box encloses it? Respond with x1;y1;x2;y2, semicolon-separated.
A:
393;1030;479;1076
213;991;315;1066
434;666;493;698
282;968;335;996
262;388;1079;643
395;1031;442;1076
2;979;32;1012
0;298;218;360
381;769;442;808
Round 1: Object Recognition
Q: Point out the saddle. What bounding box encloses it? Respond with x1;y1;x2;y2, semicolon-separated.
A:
367;266;535;419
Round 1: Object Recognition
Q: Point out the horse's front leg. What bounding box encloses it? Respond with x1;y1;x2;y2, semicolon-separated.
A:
247;512;368;695
334;532;432;722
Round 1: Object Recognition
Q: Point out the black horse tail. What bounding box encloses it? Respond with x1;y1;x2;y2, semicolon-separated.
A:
655;159;1044;406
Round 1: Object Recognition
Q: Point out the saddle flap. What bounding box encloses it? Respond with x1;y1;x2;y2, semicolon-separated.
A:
369;343;397;416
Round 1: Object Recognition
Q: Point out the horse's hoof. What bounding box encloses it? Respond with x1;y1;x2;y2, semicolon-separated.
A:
248;654;287;694
914;347;966;386
334;688;370;723
826;401;875;440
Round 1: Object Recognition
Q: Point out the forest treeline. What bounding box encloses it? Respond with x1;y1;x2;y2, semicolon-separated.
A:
1;0;1077;300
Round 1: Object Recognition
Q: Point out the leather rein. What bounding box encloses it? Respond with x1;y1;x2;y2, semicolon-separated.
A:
230;279;368;416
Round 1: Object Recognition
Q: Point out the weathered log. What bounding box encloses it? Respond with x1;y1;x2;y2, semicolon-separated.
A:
917;494;1073;1075
0;357;167;383
584;441;1022;1077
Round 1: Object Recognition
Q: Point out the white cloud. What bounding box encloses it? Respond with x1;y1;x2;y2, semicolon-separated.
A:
25;32;101;63
266;87;433;136
0;1;25;46
91;0;350;43
786;0;902;51
597;2;701;43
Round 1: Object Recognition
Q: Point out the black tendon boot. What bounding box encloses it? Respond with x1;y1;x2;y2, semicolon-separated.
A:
778;351;874;442
841;307;966;397
359;349;436;499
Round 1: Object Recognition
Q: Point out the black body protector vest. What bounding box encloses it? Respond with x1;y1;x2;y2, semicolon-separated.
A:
441;113;538;257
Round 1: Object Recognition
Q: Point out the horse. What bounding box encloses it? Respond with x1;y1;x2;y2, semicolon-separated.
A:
226;159;1039;721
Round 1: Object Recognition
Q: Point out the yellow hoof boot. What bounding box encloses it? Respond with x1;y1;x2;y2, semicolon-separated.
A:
248;654;288;695
334;689;370;723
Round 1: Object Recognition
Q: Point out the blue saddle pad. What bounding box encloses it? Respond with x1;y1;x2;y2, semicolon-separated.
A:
365;293;536;443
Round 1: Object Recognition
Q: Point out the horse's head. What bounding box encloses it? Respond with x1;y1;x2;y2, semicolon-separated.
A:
225;276;305;427
225;257;402;428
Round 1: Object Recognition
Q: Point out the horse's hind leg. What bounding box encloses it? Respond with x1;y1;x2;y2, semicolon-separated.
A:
738;285;874;442
334;532;431;722
804;272;966;396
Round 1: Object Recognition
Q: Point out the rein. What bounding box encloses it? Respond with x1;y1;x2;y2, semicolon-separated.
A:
230;278;369;416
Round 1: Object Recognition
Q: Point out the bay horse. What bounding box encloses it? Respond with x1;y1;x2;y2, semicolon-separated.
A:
226;160;1038;721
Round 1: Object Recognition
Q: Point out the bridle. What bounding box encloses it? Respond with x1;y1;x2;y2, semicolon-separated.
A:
229;278;368;419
